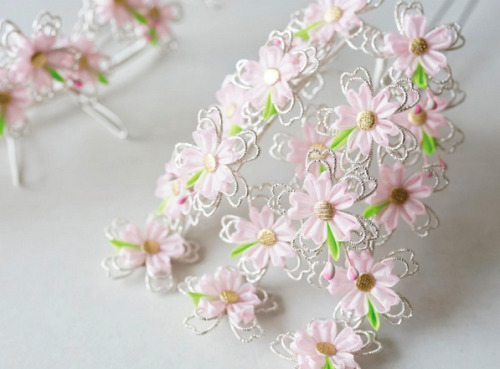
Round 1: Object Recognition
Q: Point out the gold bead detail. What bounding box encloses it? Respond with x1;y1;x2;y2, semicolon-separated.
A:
355;273;376;292
316;342;337;356
0;91;11;105
409;37;428;56
314;200;335;221
30;52;47;69
114;0;128;6
309;143;327;160
258;228;276;246
408;110;427;126
220;290;239;304
78;55;88;69
390;187;409;206
203;153;218;173
142;239;160;254
171;179;180;196
225;103;236;118
356;110;376;131
324;6;343;23
148;6;161;21
263;67;280;86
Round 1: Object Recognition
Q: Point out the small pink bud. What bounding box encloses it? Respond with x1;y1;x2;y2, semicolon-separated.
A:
415;104;422;114
347;265;359;281
177;196;188;205
73;80;83;88
438;155;448;170
322;261;335;281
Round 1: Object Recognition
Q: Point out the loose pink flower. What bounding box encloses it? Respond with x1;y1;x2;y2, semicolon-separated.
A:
179;127;245;200
242;45;301;110
290;319;363;369
333;84;400;155
9;32;74;91
155;160;192;219
383;14;452;77
394;94;449;143
288;171;360;245
117;219;186;277
216;77;248;133
303;0;366;43
195;268;261;325
287;121;333;178
144;0;177;39
231;205;296;269
0;73;31;131
366;162;433;232
63;35;106;87
327;251;400;317
94;0;146;25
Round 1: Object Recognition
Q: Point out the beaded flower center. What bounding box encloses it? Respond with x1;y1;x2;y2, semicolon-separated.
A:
316;342;337;356
409;37;428;56
355;273;376;292
171;178;180;196
148;7;161;21
314;200;335;221
324;6;343;23
408;110;427;126
79;55;88;69
225;103;236;118
31;52;47;69
142;239;160;254
263;67;280;86
309;143;327;160
114;0;128;6
258;228;276;246
0;92;11;105
220;290;239;304
356;110;376;130
390;187;409;205
203;153;218;173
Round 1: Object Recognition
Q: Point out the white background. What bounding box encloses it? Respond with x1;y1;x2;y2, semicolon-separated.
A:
1;0;499;368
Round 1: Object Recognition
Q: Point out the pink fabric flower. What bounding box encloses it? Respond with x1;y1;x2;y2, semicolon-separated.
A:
303;0;366;43
144;0;176;39
230;205;296;269
118;219;186;276
288;172;360;245
366;162;433;232
216;77;248;133
9;32;74;90
179;127;244;200
394;95;449;143
327;251;400;317
155;160;192;219
333;84;400;155
290;319;363;369
242;45;301;110
63;35;106;87
383;14;452;77
195;268;261;325
94;0;146;25
287;121;333;178
0;73;31;131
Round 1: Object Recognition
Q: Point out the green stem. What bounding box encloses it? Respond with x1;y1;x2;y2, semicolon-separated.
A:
230;242;258;258
330;128;355;151
363;203;389;218
326;223;341;261
294;20;324;41
110;239;141;250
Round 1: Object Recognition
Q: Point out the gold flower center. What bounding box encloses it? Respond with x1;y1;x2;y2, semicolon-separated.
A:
309;143;327;160
408;110;427;126
257;228;276;246
142;239;160;254
78;55;88;69
324;6;343;23
114;0;128;6
171;178;180;196
220;290;239;304
316;342;337;356
31;52;47;68
409;37;428;56
356;110;376;130
148;7;161;21
314;200;335;221
0;91;11;105
390;187;409;206
355;273;376;292
203;153;218;173
263;67;280;86
225;103;236;118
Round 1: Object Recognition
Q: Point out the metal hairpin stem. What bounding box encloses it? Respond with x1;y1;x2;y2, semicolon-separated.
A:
77;96;129;139
430;0;478;29
5;135;20;186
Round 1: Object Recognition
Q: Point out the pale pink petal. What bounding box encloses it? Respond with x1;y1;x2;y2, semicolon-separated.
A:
425;26;452;50
376;204;400;232
302;217;327;245
340;288;368;316
404;15;426;38
120;248;146;269
289;192;315;220
368;286;400;313
327;269;353;295
333;326;363;352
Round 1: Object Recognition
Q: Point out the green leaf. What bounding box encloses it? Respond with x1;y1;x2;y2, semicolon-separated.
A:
330;128;355;151
263;92;278;121
363;203;389;218
319;164;326;173
413;62;428;89
110;239;140;250
326;223;341;261
228;124;243;136
149;27;158;45
96;72;109;85
0;113;5;137
185;169;204;189
187;292;209;307
130;8;148;24
366;299;381;331
47;67;65;82
421;130;436;156
156;196;172;215
322;357;336;369
230;242;258;258
294;20;324;41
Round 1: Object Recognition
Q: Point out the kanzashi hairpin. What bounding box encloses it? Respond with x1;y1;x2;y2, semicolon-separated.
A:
101;0;473;366
0;0;214;186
